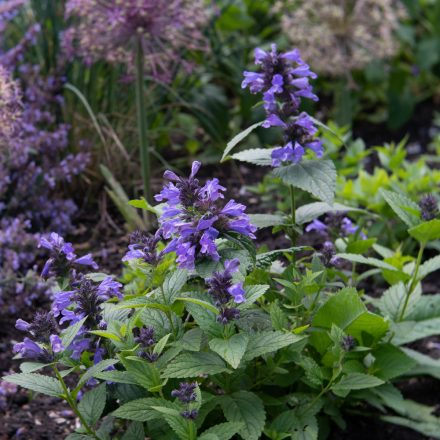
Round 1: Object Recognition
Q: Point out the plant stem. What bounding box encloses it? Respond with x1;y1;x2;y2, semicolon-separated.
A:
290;185;296;226
135;38;152;203
398;241;425;322
52;366;99;439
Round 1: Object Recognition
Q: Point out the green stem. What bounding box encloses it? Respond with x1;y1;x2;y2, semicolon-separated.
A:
135;38;152;203
398;241;425;322
52;366;99;439
290;185;296;226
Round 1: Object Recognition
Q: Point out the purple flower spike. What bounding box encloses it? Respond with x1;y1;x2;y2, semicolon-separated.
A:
242;43;322;167
155;162;256;269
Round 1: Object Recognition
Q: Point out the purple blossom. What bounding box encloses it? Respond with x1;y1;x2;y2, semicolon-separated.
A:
419;194;438;221
39;233;98;278
206;259;246;324
63;0;209;82
242;44;322;167
171;382;197;403
305;213;366;239
155;162;256;270
122;230;164;266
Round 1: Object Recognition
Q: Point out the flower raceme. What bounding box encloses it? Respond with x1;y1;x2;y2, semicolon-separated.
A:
242;44;323;167
152;161;256;270
39;232;98;278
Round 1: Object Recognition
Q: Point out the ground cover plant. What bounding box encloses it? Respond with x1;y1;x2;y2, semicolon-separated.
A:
1;1;440;439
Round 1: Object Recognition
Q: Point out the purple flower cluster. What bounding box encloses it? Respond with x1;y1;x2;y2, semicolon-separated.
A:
63;0;209;82
242;44;322;167
134;326;159;362
13;312;64;362
206;259;245;325
419;194;438;221
122;230;164;266
151;161;256;270
171;382;198;419
0;16;90;312
39;232;98;279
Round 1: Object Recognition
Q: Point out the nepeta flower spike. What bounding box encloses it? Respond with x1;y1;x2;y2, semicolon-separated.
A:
242;44;322;167
154;162;256;270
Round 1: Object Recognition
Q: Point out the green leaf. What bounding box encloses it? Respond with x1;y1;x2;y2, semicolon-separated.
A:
61;317;87;349
409;219;440;242
332;373;384;393
120;358;161;391
372;344;417;380
337;253;400;272
312;288;388;351
176;297;219;314
153;333;172;356
346;238;377;254
186;301;223;338
248;214;286;229
239;285;269;309
128;197;158;215
2;373;63;397
112;398;177;422
407;293;440;321
244;331;304;361
88;330;121;342
221;391;266;440
177;328;203;352
199;422;243;440
121;421;145;440
221;122;264;161
19;362;51;373
209;334;249;369
93;370;137;385
418;255;440;279
296;202;366;225
163;269;188;304
151;406;195;440
380;189;420;228
78;383;106;425
375;282;421;321
78;359;119;387
231;148;274;166
401;348;440;379
139;308;182;339
392;318;440;345
162;352;229;378
272;160;336;204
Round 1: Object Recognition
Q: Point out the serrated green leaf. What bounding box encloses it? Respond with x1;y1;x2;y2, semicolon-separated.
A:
177;328;203;352
163;269;188;304
78;383;106;425
296;202;366;225
409;219;440;242
77;359;119;387
231;148;274;166
337;253;400;271
380;189;420;228
199;422;243;440
153;333;172;355
272;160;336;204
332;373;384;392
93;370;137;385
418;255;440;279
372;344;417;380
248;214;286;228
239;285;269;309
112;397;178;421
121;421;144;440
162;352;229;378
222;122;264;161
19;362;51;373
186;302;223;338
392;318;440;345
120;358;161;391
176;297;219;314
88;330;121;342
221;391;265;440
61;317;87;349
244;331;304;361
2;373;63;397
209;334;249;369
